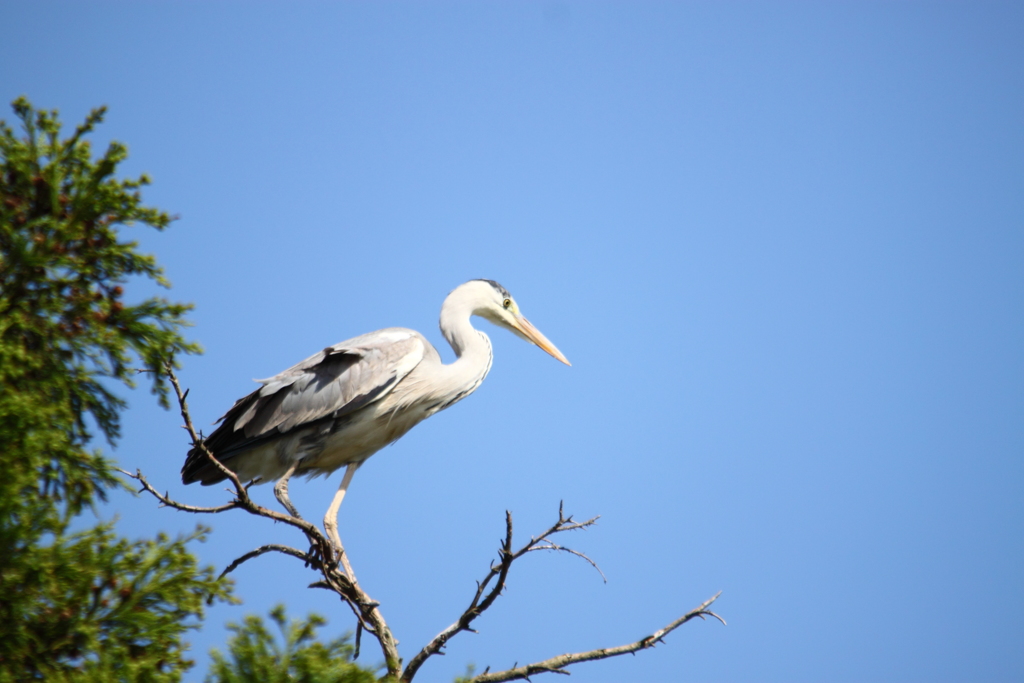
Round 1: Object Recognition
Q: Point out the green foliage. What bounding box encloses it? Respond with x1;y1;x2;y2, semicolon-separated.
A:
0;525;228;683
453;664;477;683
206;606;378;683
0;97;232;681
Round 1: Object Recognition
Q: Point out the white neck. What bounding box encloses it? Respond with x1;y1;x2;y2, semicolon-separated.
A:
431;287;495;410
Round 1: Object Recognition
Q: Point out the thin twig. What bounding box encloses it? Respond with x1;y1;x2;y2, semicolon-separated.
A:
120;468;239;514
219;544;310;579
526;543;607;583
468;592;726;683
166;367;246;492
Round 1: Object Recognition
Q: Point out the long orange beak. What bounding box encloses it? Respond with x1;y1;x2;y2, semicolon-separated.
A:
512;314;571;366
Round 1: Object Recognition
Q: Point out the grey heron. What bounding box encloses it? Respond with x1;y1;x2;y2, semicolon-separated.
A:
181;279;569;553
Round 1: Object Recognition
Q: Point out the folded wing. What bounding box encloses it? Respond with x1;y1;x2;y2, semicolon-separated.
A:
181;329;426;484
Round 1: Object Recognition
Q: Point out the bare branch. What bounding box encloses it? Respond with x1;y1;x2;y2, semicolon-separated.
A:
526;543;606;583
120;468;239;514
219;544;310;579
402;505;602;682
468;592;726;683
166;365;246;493
401;512;513;681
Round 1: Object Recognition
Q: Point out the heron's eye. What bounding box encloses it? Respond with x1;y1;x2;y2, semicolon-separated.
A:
503;298;512;309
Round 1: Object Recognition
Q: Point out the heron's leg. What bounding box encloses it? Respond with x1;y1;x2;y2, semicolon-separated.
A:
324;463;359;576
273;462;301;518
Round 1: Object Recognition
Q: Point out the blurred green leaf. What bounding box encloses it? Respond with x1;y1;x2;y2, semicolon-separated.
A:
206;605;378;683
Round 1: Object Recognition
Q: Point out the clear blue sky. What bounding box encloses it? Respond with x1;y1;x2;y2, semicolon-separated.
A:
3;2;1022;681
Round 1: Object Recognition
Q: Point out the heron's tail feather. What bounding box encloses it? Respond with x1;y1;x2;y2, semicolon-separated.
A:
181;444;235;486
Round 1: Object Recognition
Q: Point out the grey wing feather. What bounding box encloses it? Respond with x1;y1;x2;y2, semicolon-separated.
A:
181;329;426;484
237;349;361;436
237;329;426;438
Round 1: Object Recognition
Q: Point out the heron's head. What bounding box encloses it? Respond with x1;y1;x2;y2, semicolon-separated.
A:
444;279;571;366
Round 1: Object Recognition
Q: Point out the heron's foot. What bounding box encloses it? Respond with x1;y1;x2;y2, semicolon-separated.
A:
307;539;339;571
273;466;301;518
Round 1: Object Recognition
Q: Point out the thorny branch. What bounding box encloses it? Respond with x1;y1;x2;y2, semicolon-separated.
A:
129;367;724;683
